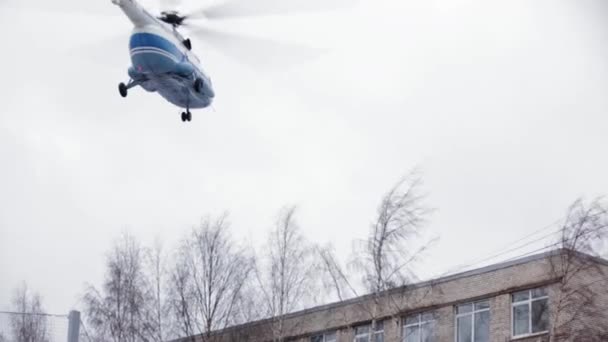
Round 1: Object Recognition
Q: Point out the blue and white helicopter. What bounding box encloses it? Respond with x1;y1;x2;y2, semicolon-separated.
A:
111;0;355;122
113;0;215;122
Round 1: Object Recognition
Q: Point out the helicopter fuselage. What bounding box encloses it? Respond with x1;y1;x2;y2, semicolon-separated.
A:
112;0;214;111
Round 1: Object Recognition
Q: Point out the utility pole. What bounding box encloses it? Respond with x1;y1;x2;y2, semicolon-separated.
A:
67;310;81;342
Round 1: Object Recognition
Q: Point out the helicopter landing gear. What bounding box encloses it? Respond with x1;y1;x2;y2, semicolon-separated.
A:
118;80;139;98
181;89;193;122
119;83;128;97
181;111;192;122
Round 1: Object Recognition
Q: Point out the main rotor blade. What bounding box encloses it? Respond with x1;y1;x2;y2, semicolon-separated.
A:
187;0;357;20
189;26;325;70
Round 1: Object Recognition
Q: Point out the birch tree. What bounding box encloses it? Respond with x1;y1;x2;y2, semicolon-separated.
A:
549;198;608;341
168;249;197;341
320;171;434;338
170;214;254;341
256;206;319;342
145;240;170;342
9;283;49;342
83;232;158;342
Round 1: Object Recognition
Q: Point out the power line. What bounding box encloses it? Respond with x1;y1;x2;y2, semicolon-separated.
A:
0;311;68;319
487;242;562;265
434;219;564;279
460;227;562;268
493;217;564;252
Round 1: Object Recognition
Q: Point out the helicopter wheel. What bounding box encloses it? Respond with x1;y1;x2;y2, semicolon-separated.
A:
181;111;192;122
118;83;128;98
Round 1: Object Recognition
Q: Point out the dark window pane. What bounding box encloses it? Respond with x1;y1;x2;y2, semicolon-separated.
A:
457;316;472;342
513;304;530;336
326;332;337;342
404;326;419;342
532;288;548;298
512;290;529;303
356;325;370;335
532;299;549;333
457;304;473;314
375;320;384;331
474;311;489;342
475;301;490;311
311;335;323;342
374;332;384;342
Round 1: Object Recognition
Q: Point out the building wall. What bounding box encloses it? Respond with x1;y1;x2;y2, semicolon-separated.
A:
548;256;608;341
198;252;608;342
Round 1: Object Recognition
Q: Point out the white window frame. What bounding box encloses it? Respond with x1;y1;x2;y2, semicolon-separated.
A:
403;311;436;342
454;300;490;342
511;288;549;338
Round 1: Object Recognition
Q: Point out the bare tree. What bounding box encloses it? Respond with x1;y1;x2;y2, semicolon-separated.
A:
358;172;432;293
256;206;319;342
83;232;158;342
549;198;608;341
319;171;434;338
145;239;170;342
170;214;254;341
318;243;358;302
8;283;49;342
322;172;432;291
168;248;197;341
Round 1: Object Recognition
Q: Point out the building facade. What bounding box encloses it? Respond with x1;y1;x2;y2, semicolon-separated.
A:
183;250;608;342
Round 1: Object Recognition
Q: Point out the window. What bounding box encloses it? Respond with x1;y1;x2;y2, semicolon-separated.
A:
354;322;384;342
354;325;370;342
311;331;337;342
403;311;436;342
512;288;549;337
373;321;384;342
456;300;490;342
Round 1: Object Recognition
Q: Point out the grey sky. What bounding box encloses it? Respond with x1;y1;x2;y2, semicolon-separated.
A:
0;0;607;318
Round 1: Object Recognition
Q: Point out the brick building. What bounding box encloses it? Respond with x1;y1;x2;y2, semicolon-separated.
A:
181;249;608;342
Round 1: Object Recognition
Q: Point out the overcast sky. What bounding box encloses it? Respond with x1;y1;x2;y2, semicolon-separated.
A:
0;0;607;319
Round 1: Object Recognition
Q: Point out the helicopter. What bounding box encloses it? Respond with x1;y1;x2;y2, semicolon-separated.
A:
113;0;213;122
111;0;356;122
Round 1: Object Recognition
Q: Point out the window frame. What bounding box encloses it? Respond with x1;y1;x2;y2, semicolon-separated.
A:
354;324;370;342
511;288;549;339
454;300;490;342
373;320;385;342
311;330;337;342
353;321;384;342
403;311;436;342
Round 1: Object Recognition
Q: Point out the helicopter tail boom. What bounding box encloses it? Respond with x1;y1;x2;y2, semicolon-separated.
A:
112;0;157;27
